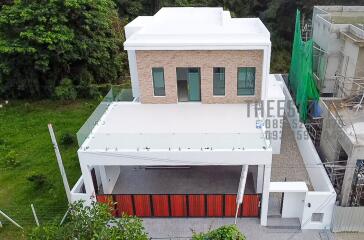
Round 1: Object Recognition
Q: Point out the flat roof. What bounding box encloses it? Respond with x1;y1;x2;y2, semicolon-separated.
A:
124;7;270;50
81;103;268;151
270;182;308;193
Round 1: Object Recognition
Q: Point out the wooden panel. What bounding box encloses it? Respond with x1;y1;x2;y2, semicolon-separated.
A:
188;195;205;217
224;194;238;217
114;195;134;216
207;195;223;217
242;195;260;217
152;195;170;217
170;195;187;217
133;195;152;217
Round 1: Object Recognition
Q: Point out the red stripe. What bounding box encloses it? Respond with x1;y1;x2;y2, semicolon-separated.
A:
96;195;117;216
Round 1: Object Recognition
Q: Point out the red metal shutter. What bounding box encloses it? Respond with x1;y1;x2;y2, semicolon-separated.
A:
133;195;152;217
224;194;239;217
207;195;223;217
188;195;205;217
152;195;170;217
170;195;187;217
242;195;260;217
115;195;134;216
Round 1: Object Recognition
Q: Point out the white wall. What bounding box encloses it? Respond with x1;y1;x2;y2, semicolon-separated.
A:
100;166;120;194
282;192;306;220
127;50;140;98
301;191;336;230
281;79;336;230
282;82;334;192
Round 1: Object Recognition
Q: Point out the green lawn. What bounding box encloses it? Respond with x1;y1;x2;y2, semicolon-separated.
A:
0;99;98;239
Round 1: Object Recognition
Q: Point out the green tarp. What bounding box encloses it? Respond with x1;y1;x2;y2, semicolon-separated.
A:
288;10;320;122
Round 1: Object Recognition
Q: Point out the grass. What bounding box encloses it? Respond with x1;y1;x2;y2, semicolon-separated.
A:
0;99;98;239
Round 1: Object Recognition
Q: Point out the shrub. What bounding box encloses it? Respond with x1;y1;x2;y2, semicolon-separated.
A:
27;173;49;190
60;133;75;146
55;78;77;101
3;150;20;167
28;201;149;240
192;225;246;240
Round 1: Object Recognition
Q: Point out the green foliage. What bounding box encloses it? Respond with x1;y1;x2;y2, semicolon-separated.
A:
192;225;246;240
60;132;75;146
2;149;20;167
55;78;77;101
0;0;126;99
28;201;149;240
27;172;50;190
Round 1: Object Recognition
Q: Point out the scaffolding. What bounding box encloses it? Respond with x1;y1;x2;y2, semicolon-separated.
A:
351;160;364;206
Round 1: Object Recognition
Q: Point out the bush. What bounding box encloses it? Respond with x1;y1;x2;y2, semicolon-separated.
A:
55;78;77;101
60;133;75;146
2;150;20;167
28;201;149;240
192;225;246;240
27;173;49;190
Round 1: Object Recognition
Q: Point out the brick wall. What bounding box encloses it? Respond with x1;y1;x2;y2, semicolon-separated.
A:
136;50;264;104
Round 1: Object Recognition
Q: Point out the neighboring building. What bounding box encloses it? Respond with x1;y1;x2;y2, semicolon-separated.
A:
70;8;335;230
312;6;364;96
307;6;364;207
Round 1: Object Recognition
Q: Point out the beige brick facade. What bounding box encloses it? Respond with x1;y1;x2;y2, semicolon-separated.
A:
136;50;264;104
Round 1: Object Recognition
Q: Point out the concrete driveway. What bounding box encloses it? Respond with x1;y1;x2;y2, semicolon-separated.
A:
143;218;364;240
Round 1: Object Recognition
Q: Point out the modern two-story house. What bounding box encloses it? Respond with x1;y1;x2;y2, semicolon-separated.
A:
70;8;336;230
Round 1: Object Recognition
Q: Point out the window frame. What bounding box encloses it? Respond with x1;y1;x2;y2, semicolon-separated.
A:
152;67;166;97
237;67;256;96
213;67;226;96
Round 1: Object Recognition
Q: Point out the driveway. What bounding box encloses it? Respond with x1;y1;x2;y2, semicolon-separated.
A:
143;218;364;240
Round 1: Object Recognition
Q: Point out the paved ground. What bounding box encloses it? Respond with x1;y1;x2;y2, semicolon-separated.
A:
271;118;313;190
143;218;364;240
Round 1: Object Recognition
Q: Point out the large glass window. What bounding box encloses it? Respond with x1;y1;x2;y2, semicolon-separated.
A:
213;67;225;96
152;68;165;96
237;67;255;96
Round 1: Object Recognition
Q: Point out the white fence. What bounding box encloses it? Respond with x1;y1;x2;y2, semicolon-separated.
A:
332;206;364;232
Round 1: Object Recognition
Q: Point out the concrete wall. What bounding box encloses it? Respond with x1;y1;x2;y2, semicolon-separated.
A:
135;50;264;104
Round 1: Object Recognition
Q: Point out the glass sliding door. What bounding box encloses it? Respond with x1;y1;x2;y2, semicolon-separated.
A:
187;68;201;101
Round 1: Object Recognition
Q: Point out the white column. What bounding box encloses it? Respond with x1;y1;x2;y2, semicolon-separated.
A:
99;165;109;194
257;165;264;193
80;161;95;202
260;164;271;226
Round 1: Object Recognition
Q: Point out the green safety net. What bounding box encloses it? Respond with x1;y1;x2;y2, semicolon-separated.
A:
288;10;320;122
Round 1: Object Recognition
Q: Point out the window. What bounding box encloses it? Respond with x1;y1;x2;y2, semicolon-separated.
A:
152;68;165;96
213;67;225;96
237;67;255;96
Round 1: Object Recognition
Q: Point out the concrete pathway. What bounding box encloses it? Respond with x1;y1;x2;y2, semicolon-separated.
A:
143;218;364;239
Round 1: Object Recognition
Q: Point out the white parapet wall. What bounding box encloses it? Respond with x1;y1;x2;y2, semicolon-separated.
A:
278;75;336;230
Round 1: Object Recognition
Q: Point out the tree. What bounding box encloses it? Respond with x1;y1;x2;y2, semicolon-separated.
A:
0;0;125;98
28;201;149;240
